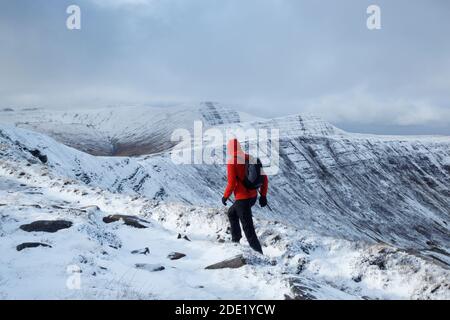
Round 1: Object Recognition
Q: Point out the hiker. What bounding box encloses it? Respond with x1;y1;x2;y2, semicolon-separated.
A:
222;139;268;254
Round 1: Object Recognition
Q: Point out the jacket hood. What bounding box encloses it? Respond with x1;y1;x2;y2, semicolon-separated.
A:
227;139;244;157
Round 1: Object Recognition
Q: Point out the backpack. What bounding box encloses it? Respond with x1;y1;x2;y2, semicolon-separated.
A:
240;157;264;190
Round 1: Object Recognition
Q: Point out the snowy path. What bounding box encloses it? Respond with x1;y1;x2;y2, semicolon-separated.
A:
0;165;448;300
0;176;287;299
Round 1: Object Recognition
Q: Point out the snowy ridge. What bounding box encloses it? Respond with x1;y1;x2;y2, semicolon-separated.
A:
0;106;449;299
0;102;244;156
216;113;347;138
1;118;449;263
0;137;448;299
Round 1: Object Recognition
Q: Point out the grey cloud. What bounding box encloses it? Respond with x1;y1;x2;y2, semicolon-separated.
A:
0;0;449;134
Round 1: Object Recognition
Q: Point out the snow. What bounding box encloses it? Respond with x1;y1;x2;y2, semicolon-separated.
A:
0;105;449;300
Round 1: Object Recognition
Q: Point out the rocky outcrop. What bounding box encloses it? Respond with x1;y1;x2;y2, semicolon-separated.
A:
20;220;72;233
103;215;149;229
205;255;247;270
135;264;165;272
131;247;150;255
16;242;52;251
28;149;47;164
168;252;186;260
177;233;191;241
287;278;318;300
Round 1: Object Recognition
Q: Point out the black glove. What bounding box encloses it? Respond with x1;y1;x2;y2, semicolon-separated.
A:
259;196;267;208
222;197;228;206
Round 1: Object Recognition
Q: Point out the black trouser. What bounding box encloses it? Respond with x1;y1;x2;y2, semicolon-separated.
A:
227;197;263;254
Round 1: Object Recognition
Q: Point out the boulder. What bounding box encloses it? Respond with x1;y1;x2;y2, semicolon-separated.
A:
168;252;186;260
103;215;149;229
20;220;72;233
205;255;246;270
288;279;318;300
28;149;48;164
16;242;52;251
131;247;150;255
177;233;191;241
135;263;165;272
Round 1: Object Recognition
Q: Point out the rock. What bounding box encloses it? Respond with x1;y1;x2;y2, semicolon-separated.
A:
205;255;246;270
296;257;309;274
288;279;318;300
103;215;149;229
81;205;100;212
16;242;52;251
28;149;48;164
135;264;165;272
177;233;191;241
268;234;282;245
20;220;72;233
131;247;150;255
168;252;186;260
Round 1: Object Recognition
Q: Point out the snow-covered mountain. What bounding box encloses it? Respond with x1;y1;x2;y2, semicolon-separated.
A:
0;104;449;300
0;102;255;156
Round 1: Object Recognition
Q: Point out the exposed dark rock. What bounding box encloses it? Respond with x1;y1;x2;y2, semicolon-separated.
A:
177;233;191;241
168;252;186;260
205;255;246;270
16;242;52;251
135;263;165;272
131;247;150;255
296;257;309;274
288;279;318;300
103;215;149;229
265;234;282;246
28;149;48;164
20;220;72;233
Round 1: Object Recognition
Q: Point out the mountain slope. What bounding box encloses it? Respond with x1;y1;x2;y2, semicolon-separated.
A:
1;106;449;266
0;129;448;299
0;102;253;156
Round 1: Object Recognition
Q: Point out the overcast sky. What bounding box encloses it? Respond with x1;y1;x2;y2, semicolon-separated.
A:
1;0;449;135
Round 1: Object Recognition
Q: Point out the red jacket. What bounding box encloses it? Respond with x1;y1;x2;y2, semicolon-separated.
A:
223;139;269;201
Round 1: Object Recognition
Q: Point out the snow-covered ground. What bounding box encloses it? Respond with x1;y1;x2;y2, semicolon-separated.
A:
0;118;449;300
